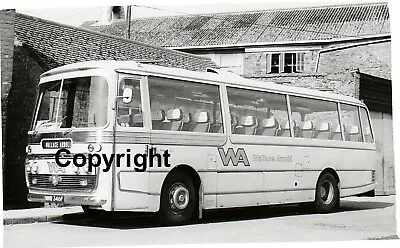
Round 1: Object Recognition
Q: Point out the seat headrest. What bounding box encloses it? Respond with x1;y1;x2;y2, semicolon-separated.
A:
194;112;210;124
240;116;257;127
317;122;330;132
132;113;143;124
262;117;277;128
151;110;165;121
166;109;183;121
300;120;313;130
349;125;359;134
182;113;192;123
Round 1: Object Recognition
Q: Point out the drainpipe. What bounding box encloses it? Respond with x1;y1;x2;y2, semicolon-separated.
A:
126;5;132;39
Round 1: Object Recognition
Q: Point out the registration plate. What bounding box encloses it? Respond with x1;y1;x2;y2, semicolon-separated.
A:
42;139;72;149
44;195;64;202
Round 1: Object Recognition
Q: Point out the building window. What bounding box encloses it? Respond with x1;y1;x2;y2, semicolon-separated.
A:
207;53;244;75
267;52;305;74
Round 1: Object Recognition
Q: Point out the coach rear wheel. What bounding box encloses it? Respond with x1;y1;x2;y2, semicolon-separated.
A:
314;173;339;213
158;172;197;226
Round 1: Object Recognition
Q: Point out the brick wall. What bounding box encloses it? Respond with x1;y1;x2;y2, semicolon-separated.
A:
3;45;44;208
243;41;391;98
1;9;15;206
249;72;359;98
318;41;391;80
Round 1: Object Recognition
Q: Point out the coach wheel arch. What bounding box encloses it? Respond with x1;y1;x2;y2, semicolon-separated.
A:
163;164;202;191
158;164;201;225
318;168;340;185
313;168;340;213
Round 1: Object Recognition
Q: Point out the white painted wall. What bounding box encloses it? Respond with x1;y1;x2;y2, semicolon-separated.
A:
370;111;395;195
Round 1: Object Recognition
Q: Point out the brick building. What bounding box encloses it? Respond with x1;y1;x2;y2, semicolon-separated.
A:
0;10;215;208
83;2;394;195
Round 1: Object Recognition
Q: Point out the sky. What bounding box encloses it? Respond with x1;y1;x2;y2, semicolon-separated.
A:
1;0;391;27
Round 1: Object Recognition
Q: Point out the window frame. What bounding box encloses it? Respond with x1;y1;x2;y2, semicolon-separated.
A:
147;76;225;134
359;106;375;143
287;94;342;140
267;52;305;74
226;85;290;136
116;75;147;130
338;102;368;142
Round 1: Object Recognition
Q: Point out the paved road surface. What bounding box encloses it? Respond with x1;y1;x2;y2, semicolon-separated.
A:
4;196;397;247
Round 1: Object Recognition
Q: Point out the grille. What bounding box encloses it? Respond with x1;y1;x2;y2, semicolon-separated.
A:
28;174;96;191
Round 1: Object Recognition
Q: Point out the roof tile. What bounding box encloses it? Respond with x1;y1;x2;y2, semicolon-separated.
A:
83;3;390;47
14;13;215;71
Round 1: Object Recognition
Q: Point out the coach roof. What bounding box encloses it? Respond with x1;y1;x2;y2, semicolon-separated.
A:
40;60;364;106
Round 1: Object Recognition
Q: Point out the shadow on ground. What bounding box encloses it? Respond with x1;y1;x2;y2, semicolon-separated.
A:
55;197;394;230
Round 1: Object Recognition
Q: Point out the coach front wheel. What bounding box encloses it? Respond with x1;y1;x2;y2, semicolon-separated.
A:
314;173;339;213
158;172;198;226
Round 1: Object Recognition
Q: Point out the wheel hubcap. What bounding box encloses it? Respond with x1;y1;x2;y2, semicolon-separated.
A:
320;180;334;204
168;183;189;214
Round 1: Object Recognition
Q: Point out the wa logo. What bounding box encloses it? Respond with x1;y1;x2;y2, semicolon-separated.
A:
218;148;250;167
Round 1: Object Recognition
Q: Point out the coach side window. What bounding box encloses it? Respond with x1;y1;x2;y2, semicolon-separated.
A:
360;107;374;143
148;76;223;133
340;104;362;142
117;78;143;128
289;96;340;140
226;87;289;136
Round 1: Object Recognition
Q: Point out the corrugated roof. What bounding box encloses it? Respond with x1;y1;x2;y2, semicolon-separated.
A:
14;13;216;71
82;3;390;48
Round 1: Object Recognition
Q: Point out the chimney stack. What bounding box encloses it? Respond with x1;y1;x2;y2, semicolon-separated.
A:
100;6;125;24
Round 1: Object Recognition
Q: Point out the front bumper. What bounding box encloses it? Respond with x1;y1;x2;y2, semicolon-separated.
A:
27;193;106;206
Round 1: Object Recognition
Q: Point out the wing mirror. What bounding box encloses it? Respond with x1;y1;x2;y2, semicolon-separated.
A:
117;88;133;103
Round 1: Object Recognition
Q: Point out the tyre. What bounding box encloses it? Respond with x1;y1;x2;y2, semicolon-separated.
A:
158;172;198;226
314;173;339;213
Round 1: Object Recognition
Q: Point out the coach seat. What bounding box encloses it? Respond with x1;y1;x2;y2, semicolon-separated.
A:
315;122;331;139
161;109;183;131
192;111;211;132
299;120;314;138
181;113;193;131
256;117;279;136
281;120;297;137
236;115;258;135
331;124;343;140
348;125;361;142
151;110;166;130
131;113;143;127
210;114;223;133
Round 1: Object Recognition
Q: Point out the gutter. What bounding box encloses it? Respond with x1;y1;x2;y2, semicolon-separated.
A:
170;33;391;51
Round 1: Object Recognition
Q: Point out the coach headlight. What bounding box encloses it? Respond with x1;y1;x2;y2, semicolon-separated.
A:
87;144;94;152
94;144;102;152
88;143;102;153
